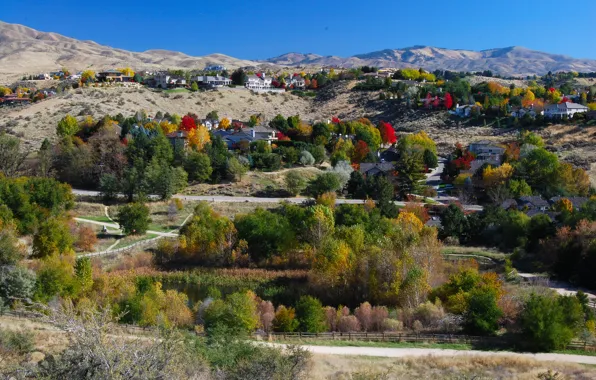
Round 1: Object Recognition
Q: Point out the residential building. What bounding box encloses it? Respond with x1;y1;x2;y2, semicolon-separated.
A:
193;75;231;88
544;102;588;118
97;69;133;82
359;162;395;177
287;74;306;89
511;107;537;118
380;147;400;162
468;141;505;162
166;130;189;150
204;65;226;72
549;196;590;210
37;73;51;80
154;73;186;88
518;196;550;211
245;74;272;90
218;126;278;149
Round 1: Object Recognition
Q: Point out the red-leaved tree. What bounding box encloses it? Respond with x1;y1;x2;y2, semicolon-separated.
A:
444;92;453;109
352;140;370;163
180;115;197;131
378;121;397;145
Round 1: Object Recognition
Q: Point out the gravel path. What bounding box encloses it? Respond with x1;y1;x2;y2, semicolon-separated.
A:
271;344;596;365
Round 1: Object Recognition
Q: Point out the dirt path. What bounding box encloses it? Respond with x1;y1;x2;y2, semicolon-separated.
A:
269;343;596;365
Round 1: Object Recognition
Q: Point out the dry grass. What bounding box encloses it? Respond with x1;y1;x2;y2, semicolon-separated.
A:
209;202;280;218
313;354;596;380
183;166;323;197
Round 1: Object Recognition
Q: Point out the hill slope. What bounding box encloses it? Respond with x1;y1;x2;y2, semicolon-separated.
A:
0;21;261;74
266;46;596;75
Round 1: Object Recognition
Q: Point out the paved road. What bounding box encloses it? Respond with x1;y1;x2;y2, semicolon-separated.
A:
270;343;596;365
72;189;483;212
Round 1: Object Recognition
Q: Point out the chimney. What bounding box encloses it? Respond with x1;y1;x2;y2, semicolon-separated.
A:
251;129;255;138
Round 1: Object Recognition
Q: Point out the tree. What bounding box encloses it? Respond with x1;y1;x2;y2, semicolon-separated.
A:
444;92;453;109
32;217;74;258
0;133;29;177
74;257;93;294
206;110;219;121
227;156;248;182
395;151;425;198
57;114;80;138
81;70;95;83
184;151;212;183
295;296;327;333
306;172;342;198
270;114;290;134
99;173;120;201
440;204;468;242
190;81;199;92
285;171;307;196
234;208;294;262
521;294;583;351
273;306;299;332
0;224;24;266
423;149;438;169
188;125;211;151
145;160;188;200
0;265;36;303
231;69;248;86
378;121;397;146
179;115;197;132
464;288;502;335
75;226;97;252
219;118;231;129
116;203;151;235
352;140;370;163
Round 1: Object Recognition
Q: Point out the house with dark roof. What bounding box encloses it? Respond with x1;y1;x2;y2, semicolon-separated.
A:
359;162;395;177
518;196;550;211
380;147;400;163
193;75;231;88
166;130;189;150
97;69;133;82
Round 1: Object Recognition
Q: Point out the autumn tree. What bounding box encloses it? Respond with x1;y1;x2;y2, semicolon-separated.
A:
32;217;74;258
483;163;514;187
444;92;453;109
179;115;197;131
378;121;397;146
522;90;536;107
81;70;95;83
351;140;370;163
188;125;211;151
75;226;98;252
57;114;80;138
0;132;29;177
118;67;135;77
219;117;231;129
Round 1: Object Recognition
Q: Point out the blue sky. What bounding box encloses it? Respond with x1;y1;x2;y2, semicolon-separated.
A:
3;0;596;59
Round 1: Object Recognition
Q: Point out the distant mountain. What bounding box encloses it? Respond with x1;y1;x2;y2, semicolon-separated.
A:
0;21;262;74
2;20;596;76
266;46;596;76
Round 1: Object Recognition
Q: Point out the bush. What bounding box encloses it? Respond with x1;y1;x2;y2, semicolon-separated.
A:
306;172;341;198
0;328;35;354
382;318;403;332
337;315;361;332
463;289;502;335
285;171;307;196
273;306;299;332
295;296;327;333
521;294;583;351
414;301;445;328
299;151;315;166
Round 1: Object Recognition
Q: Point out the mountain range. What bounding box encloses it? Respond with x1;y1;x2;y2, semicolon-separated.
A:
2;20;596;76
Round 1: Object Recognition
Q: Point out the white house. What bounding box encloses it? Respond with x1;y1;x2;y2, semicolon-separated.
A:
193;75;231;87
37;73;51;80
245;74;272;90
544;102;588;118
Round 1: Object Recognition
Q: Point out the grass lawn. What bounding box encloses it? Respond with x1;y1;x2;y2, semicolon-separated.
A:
442;246;510;261
79;215;113;224
272;338;472;351
164;88;189;94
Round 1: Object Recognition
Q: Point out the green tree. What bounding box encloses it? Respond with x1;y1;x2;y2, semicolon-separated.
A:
464;288;502;335
231;69;248;86
145;160;188;200
0;132;29;177
440;204;468;242
395;151;425;198
206;110;219;121
269;114;290;134
0;266;36;303
306;172;341;198
273;306;299;332
184;151;212;183
32;217;74;258
285;171;307;196
0;224;23;265
521;294;583;351
423;149;438;169
56;114;80;138
74;257;93;294
295;296;327;333
227;156;248;182
116;203;151;235
99;173;120;201
234;208;294;262
190;81;199;92
308;145;326;164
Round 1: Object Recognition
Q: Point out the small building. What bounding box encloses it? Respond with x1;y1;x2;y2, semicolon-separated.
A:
511;107;537;118
287;74;306;89
97;70;133;82
166;130;189;150
518;196;550;212
468;141;505;162
154;73;186;89
544;102;588;118
359;162;395;177
380;147;400;163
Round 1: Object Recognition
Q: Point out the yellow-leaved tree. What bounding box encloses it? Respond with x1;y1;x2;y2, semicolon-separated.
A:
482;163;514;187
118;67;135;77
219;117;231;129
81;70;95;83
522;90;535;107
159;120;177;134
188;125;211;151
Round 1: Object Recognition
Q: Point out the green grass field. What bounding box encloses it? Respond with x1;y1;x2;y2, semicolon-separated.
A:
272;338;472;351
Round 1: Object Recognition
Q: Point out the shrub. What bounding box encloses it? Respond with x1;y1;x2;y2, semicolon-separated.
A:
299;151;315;166
337;315;361;332
463;289;502;335
306;172;341;198
414;301;445;328
382;318;403;332
285;171;307;196
273;305;299;332
0;328;35;354
295;296;327;333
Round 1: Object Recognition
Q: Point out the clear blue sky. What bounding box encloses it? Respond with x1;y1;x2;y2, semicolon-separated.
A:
3;0;596;59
